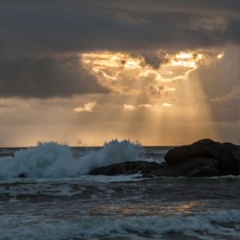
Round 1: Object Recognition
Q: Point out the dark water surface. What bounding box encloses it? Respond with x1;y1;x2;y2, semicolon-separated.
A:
0;145;239;239
0;176;239;240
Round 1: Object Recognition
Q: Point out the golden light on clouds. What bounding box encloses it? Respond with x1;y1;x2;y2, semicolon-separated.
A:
123;104;136;111
169;52;200;67
162;102;173;107
78;49;225;145
81;49;221;111
74;101;96;112
81;50;206;96
217;52;224;59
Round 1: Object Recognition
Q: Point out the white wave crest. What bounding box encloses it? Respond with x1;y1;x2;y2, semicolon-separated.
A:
0;139;142;179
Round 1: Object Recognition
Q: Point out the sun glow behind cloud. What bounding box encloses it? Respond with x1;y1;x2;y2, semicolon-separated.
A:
79;49;225;145
217;52;224;59
80;50;221;104
81;50;205;89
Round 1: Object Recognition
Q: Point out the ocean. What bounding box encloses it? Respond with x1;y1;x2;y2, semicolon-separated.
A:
0;140;239;240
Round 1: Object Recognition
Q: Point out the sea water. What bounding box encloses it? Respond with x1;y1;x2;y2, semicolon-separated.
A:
0;140;239;240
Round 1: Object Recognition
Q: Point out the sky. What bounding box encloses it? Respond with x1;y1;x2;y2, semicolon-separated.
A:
0;0;239;147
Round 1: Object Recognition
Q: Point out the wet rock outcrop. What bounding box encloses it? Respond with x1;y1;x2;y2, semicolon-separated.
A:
90;139;240;177
165;139;239;175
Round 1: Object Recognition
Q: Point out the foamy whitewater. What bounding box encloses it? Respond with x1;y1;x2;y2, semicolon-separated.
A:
0;140;239;240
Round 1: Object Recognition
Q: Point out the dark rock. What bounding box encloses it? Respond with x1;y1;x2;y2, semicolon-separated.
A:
218;143;240;175
90;161;167;178
164;139;240;175
18;173;27;178
165;139;221;166
164;146;189;166
89;139;240;177
161;157;222;177
90;157;222;178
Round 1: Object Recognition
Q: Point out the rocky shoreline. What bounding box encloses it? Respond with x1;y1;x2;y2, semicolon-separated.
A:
90;139;240;177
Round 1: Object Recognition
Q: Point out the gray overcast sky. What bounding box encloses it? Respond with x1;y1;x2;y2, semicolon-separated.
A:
1;0;240;55
0;0;239;146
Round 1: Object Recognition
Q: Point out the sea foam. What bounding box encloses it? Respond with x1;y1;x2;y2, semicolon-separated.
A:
0;209;239;240
0;139;142;178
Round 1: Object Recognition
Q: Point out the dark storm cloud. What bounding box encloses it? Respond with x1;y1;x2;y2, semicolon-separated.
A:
1;0;240;58
0;57;109;98
0;0;239;98
198;48;239;100
104;0;240;15
197;47;240;122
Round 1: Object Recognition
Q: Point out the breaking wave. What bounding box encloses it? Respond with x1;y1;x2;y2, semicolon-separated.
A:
0;139;142;179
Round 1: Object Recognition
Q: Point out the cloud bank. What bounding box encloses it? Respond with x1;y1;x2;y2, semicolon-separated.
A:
0;57;108;98
1;0;239;58
0;0;239;99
